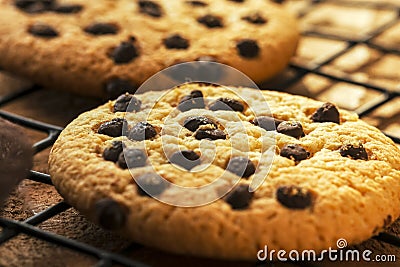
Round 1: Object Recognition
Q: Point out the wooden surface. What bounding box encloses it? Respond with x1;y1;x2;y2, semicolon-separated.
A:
1;0;400;266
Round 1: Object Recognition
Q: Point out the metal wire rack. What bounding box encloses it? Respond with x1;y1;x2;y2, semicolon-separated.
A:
1;0;400;266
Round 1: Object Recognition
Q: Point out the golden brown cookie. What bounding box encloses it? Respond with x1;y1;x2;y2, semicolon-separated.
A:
0;0;299;98
49;83;400;260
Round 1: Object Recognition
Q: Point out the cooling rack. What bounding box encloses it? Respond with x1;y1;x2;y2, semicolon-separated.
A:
1;0;400;266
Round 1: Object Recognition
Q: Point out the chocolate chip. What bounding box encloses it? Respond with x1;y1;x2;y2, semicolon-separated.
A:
280;144;309;162
197;15;223;28
15;0;35;8
225;184;253;210
253;116;283;131
311;102;340;124
229;0;245;2
128;122;157;141
97;118;126;137
84;23;119;35
169;150;201;170
117;148;147;169
236;39;260;58
163;34;190;50
103;141;123;162
178;90;205;112
95;198;127;230
277;121;304;139
339;143;368;160
226;157;256;178
168;61;222;83
242;13;267;24
208;98;244;112
112;42;139;64
186;0;208;7
15;0;53;13
14;0;31;8
53;4;83;13
104;78;137;99
271;0;285;3
113;94;141;113
136;173;169;197
195;129;226;140
183;116;216;132
28;23;58;38
276;185;313;209
138;0;163;18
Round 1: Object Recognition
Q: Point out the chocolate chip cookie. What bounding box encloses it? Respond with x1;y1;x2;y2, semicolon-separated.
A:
49;83;400;260
0;0;299;98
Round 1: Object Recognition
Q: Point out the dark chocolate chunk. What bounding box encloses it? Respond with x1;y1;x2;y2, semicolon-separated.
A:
84;23;119;35
178;90;205;112
128;122;157;141
197;15;223;28
136;173;169;197
97;118;126;137
169;150;201;170
95;198;127;230
253;116;283;131
229;0;245;2
311;102;340;124
225;184;253;210
15;0;53;13
112;42;139;64
242;13;267;24
53;4;83;13
183;116;216;132
271;0;285;3
226;157;256;178
28;23;58;38
163;34;190;49
339;143;368;160
280;144;309;162
113;94;141;113
276;185;313;209
236;39;260;58
117;148;147;169
195;129;226;140
186;0;208;7
103;141;123;162
138;0;163;18
277;121;304;139
168;61;222;83
15;0;35;8
104;78;137;99
208;98;244;112
14;0;32;8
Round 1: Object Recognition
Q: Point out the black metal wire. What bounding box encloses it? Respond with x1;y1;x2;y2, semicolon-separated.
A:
0;1;400;266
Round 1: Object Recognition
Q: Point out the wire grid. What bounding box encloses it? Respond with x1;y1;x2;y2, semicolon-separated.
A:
1;0;400;266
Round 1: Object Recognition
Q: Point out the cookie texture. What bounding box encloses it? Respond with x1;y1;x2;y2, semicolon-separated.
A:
49;83;400;260
0;0;299;98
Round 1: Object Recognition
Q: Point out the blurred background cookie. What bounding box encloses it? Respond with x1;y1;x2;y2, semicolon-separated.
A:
0;0;299;98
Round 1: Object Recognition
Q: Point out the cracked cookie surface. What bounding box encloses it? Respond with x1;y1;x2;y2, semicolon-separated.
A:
49;83;400;260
